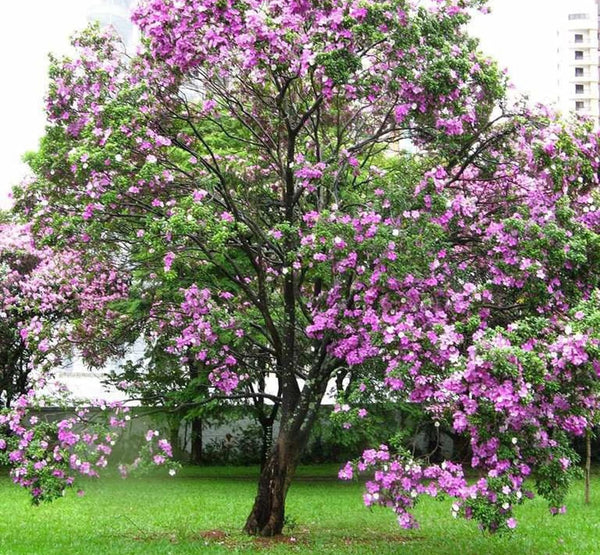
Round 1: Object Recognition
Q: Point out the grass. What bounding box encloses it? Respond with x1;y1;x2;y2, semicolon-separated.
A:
0;465;598;554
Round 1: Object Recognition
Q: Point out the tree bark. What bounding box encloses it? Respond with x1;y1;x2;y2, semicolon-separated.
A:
259;420;273;469
243;432;300;536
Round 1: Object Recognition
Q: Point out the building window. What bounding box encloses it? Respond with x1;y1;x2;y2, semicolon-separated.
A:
575;67;584;77
576;101;585;111
575;33;584;43
576;84;585;94
575;50;584;60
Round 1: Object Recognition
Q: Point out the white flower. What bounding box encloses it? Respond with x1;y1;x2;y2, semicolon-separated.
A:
502;502;510;510
169;469;176;476
511;437;518;445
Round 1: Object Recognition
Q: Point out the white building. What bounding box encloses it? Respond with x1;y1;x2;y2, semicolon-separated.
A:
557;0;600;124
87;0;137;49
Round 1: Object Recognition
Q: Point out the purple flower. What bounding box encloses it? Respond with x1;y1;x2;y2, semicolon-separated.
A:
164;252;176;272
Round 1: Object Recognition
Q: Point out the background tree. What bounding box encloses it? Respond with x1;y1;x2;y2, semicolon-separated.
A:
0;219;179;503
0;221;40;407
0;219;129;405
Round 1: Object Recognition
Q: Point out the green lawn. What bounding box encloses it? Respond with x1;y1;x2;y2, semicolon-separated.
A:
0;465;598;554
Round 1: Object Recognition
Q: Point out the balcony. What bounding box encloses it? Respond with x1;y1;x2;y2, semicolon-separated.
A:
571;56;598;65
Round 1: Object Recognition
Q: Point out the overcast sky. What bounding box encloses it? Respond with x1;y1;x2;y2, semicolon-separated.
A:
0;1;570;208
0;1;95;208
471;0;563;103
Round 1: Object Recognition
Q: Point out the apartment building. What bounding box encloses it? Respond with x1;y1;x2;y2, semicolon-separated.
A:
557;0;600;124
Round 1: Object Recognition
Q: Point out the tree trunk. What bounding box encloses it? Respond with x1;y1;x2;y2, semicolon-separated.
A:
243;354;331;536
190;417;203;465
585;428;591;505
259;421;273;469
169;421;182;460
243;434;299;536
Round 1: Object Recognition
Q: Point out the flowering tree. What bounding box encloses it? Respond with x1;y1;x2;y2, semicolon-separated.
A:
0;223;44;406
16;0;600;537
0;221;126;402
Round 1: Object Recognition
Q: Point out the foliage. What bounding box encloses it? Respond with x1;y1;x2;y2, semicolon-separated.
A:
202;422;264;466
339;114;600;531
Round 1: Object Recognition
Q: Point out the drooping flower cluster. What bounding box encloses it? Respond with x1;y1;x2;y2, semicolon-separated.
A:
340;445;529;533
328;113;600;531
0;386;178;503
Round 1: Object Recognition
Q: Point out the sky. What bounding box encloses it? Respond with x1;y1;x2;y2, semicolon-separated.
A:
0;0;573;209
0;1;94;208
470;0;563;104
